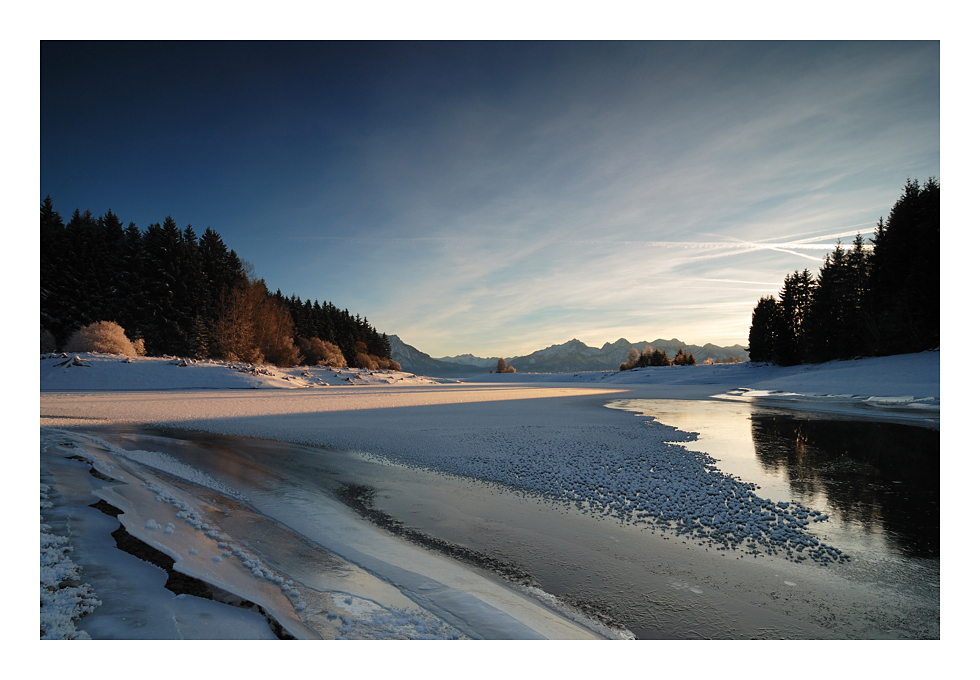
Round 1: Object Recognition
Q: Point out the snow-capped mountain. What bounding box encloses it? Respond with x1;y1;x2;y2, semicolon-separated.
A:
390;335;748;376
508;338;747;373
434;353;499;368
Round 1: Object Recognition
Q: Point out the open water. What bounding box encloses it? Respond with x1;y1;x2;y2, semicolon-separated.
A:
84;398;939;639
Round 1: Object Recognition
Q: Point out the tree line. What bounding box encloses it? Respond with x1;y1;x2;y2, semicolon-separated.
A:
748;179;939;365
620;345;697;370
40;196;398;369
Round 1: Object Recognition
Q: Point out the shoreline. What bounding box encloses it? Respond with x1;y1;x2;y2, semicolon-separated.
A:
39;352;939;639
41;427;609;640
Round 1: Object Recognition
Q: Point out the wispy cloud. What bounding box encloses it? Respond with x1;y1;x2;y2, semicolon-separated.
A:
44;42;936;358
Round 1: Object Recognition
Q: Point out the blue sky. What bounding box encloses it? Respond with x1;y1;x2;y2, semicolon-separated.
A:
41;41;939;357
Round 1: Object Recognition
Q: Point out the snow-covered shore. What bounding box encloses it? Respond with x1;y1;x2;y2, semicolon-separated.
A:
41;428;604;640
40;353;458;391
39;351;940;645
41;351;939;399
463;352;939;425
41;351;940;428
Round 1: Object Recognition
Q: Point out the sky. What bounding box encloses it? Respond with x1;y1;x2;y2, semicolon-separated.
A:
40;41;939;358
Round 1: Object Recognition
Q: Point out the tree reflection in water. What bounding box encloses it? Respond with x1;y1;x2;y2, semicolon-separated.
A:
749;415;938;558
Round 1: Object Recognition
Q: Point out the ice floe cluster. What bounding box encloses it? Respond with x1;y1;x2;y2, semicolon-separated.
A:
83;434;249;503
724;387;940;415
40;484;101;639
143;481;311;609
376;424;848;564
141;480;462;638
146;484;268;565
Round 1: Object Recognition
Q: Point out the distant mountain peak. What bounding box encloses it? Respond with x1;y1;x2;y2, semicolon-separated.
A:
390;335;748;377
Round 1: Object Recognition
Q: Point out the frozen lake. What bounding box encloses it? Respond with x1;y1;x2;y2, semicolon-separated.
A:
74;396;938;639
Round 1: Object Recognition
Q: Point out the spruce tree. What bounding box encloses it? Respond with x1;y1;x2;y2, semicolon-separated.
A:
870;178;940;353
40;197;68;343
775;270;814;365
808;243;851;362
846;232;876;355
748;296;781;363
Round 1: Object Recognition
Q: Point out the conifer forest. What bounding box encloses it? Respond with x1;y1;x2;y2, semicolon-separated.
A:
748;179;939;365
40;197;395;368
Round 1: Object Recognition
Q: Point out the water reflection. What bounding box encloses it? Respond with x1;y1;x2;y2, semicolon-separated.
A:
749;414;939;558
83;418;938;638
609;399;940;562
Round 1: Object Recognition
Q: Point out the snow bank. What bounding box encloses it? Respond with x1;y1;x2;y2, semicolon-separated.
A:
708;353;939;423
464;352;939;423
485;352;939;398
40;353;454;392
41;351;939;408
40;483;101;639
725;353;938;401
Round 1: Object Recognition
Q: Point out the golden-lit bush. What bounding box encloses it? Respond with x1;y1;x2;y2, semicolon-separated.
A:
297;337;347;367
350;340;399;370
63;321;139;356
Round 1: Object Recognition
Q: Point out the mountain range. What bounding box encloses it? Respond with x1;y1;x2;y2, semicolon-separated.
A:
389;335;748;377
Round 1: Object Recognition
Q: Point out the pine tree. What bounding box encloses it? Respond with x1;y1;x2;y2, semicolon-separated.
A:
775;270;815;365
808;243;851;362
118;222;147;342
747;179;939;363
40;198;394;363
839;232;874;356
40;196;68;343
870;178;940;353
140;218;187;355
99;209;128;325
176;225;206;347
748;296;781;363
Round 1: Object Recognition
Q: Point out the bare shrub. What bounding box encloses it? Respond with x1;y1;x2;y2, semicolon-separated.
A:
213;282;263;364
254;296;300;367
496;358;516;373
620;347;641;370
213;279;301;367
376;357;401;371
350;340;399;370
298;337;348;367
64;321;138;356
320;341;348;368
354;352;379;370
